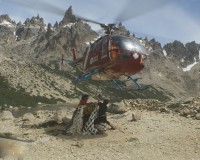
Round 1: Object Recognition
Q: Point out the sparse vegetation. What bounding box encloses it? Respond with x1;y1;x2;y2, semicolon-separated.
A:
0;76;64;107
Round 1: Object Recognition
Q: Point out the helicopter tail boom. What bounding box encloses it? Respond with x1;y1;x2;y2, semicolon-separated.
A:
70;47;83;66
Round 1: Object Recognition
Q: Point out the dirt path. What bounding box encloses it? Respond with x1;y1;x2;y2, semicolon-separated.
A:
23;111;200;160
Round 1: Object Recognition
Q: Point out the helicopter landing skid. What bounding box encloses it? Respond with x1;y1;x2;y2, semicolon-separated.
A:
112;76;147;91
72;69;100;84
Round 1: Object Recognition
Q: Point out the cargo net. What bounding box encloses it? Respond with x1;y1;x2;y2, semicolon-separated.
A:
66;104;99;135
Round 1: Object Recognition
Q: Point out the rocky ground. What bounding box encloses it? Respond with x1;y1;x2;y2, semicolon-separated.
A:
0;99;199;160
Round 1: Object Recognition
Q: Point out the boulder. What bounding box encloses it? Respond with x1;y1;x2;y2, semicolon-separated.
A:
197;106;200;113
0;112;16;134
0;111;14;121
22;113;35;122
108;103;128;114
195;113;200;120
131;112;142;121
180;108;191;117
182;97;194;104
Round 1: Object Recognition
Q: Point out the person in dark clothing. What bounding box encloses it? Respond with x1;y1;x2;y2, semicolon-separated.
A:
94;99;116;130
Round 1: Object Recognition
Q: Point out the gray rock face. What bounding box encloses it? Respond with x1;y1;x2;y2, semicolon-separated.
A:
0;14;16;42
16;15;45;40
163;40;200;67
148;38;162;51
59;6;77;26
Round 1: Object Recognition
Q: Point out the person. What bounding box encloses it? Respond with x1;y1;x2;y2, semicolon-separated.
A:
78;94;90;106
66;94;90;130
94;99;116;130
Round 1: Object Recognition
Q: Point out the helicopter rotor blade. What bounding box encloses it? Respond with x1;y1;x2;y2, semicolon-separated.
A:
115;0;173;23
75;14;104;26
5;0;65;16
75;15;119;33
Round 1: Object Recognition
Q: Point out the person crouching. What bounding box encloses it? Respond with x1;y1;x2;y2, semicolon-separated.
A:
94;99;116;131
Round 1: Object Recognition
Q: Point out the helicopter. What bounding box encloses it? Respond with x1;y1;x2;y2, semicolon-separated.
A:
4;0;171;90
70;20;148;91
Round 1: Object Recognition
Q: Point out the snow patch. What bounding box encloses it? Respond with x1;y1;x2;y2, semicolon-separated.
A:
182;57;198;72
139;40;143;43
86;40;95;45
85;36;101;45
138;39;146;47
148;47;153;52
0;20;13;27
51;27;56;31
86;42;91;45
163;50;167;56
63;23;75;28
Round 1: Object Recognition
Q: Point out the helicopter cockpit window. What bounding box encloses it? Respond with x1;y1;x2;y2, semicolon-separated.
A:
110;35;147;55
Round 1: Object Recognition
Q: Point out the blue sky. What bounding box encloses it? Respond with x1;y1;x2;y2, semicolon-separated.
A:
0;0;200;45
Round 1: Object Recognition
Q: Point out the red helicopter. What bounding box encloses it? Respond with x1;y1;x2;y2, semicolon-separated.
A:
5;0;171;91
70;22;148;90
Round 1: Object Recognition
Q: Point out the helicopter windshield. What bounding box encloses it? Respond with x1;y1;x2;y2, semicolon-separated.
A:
110;35;147;54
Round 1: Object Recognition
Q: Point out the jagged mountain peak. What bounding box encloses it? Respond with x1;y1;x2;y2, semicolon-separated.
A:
59;6;77;26
0;14;14;23
163;40;200;67
23;15;45;27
